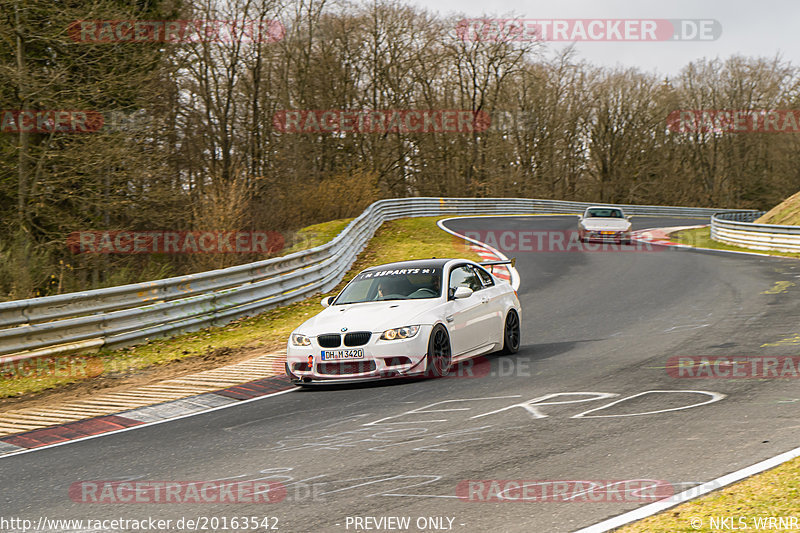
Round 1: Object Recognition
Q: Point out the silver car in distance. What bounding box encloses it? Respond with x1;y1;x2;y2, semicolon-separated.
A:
577;206;633;245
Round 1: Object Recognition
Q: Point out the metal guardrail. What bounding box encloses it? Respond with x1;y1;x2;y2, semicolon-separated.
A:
0;197;751;360
711;211;800;252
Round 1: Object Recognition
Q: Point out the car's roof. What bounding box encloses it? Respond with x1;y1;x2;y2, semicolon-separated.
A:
362;258;455;272
585;205;625;210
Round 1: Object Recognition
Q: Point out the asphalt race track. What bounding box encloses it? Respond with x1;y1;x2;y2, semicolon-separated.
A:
2;215;800;533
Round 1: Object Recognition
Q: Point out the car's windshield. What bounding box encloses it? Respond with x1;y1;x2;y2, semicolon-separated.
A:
586;208;624;218
334;267;442;304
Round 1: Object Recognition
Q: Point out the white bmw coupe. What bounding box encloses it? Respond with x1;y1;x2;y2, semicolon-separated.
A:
286;258;521;384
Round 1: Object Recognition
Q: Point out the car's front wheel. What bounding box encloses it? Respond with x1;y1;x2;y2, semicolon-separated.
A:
500;309;521;355
426;325;452;377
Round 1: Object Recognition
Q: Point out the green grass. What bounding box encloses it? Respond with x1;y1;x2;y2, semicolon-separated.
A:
671;227;800;259
618;456;800;532
282;218;354;254
0;217;480;398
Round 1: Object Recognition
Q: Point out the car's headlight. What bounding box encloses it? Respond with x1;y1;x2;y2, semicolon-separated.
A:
291;333;311;346
380;325;420;340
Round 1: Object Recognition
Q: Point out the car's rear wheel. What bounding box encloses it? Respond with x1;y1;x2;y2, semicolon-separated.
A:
500;309;521;355
426;325;452;377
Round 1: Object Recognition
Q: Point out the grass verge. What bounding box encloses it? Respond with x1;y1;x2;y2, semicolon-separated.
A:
282;218;354;254
0;217;479;400
671;227;800;259
618;456;800;532
757;190;800;225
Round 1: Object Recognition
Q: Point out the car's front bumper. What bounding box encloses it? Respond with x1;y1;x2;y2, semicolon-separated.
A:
583;230;631;242
285;325;433;384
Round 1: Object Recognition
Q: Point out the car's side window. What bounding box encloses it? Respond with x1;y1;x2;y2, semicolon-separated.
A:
449;265;483;298
474;265;495;287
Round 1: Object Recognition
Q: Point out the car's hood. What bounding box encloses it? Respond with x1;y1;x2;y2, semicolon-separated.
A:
581;218;631;230
296;299;441;335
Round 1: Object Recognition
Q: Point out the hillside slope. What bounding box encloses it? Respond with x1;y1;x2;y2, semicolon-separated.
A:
756;190;800;225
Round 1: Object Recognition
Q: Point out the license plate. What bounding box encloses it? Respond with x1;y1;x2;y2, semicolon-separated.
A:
321;349;364;360
600;231;616;235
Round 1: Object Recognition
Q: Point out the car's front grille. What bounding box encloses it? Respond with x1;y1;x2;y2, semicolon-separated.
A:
317;334;341;348
317;361;376;375
344;331;371;346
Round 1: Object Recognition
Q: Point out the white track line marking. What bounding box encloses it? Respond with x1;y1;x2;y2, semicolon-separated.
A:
573;443;800;532
0;388;296;460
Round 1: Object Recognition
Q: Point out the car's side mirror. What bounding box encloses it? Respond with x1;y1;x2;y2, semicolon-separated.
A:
321;296;334;307
626;215;632;221
453;286;473;299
